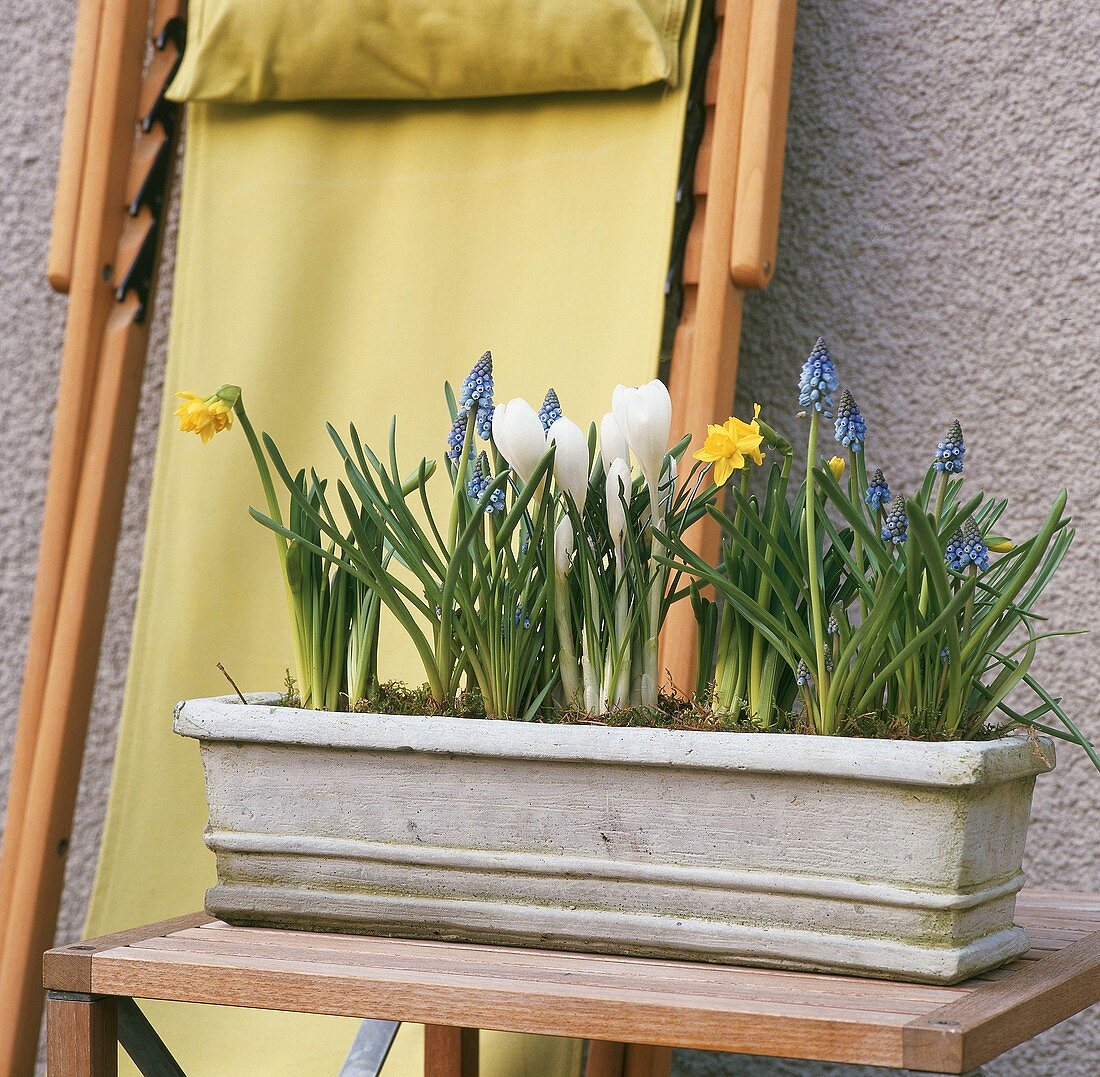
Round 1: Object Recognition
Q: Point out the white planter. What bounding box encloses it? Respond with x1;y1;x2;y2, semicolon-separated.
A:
175;694;1055;984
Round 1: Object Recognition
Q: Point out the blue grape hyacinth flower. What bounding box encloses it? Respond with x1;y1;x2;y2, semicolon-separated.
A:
798;337;840;417
795;659;812;687
882;500;909;545
446;408;472;462
946;517;989;572
467;453;505;513
459;351;494;439
934;419;966;474
833;389;866;452
865;468;892;512
538;388;562;432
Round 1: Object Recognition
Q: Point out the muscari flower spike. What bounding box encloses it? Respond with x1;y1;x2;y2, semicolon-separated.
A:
459;351;495;439
865;468;892;512
538;388;562;432
946;516;990;572
795;659;812;687
446;408;473;462
935;419;966;474
467;453;505;514
833;389;866;452
514;605;532;629
827;614;840;637
798;337;840;417
882;500;908;545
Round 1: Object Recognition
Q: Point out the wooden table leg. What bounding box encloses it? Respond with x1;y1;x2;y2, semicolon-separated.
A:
585;1040;626;1077
623;1043;673;1077
424;1024;478;1077
46;992;117;1077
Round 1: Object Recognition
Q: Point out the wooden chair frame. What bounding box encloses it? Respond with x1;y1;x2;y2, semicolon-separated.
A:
0;0;797;1072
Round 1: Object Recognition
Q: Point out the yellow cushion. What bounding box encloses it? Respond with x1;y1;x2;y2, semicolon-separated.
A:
168;0;690;103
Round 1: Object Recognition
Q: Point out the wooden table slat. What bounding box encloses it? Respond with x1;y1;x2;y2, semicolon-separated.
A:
125;935;957;1018
158;926;971;1006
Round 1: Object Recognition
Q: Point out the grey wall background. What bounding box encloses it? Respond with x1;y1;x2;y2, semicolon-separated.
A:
1;0;1097;1073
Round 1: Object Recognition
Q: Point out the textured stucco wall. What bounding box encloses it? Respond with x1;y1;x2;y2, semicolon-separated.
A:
1;0;1097;1073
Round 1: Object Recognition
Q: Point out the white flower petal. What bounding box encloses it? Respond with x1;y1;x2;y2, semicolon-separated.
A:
605;457;633;544
548;417;590;509
599;411;630;469
493;398;546;483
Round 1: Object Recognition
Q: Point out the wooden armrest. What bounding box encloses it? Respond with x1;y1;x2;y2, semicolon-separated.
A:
47;0;105;293
730;0;798;290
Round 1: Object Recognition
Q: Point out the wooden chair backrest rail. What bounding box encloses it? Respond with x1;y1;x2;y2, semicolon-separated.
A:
0;2;185;1072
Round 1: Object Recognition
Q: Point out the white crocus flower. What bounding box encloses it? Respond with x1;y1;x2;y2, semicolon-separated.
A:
547;417;590;510
599;412;630;470
604;457;632;549
554;516;575;577
491;398;546;484
611;379;672;493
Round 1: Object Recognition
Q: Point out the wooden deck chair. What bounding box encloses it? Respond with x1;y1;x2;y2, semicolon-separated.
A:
0;0;797;1073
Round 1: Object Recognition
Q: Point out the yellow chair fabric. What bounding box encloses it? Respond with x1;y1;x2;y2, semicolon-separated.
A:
85;11;699;1073
168;0;690;104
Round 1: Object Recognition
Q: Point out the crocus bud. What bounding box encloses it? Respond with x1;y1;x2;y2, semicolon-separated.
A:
547;417;590;509
612;379;672;491
828;456;845;481
554;517;575;577
605;457;632;546
491;398;546;484
599;412;629;469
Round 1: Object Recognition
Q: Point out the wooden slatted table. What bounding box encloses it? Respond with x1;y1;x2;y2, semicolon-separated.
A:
43;890;1100;1076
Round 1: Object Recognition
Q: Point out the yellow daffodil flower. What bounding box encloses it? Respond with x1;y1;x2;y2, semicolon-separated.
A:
693;404;766;487
175;385;241;443
828;456;845;481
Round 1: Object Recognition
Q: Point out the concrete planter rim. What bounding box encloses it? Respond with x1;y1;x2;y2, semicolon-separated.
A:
174;693;1056;788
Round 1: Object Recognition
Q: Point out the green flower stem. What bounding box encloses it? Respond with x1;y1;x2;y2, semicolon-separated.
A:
749;428;792;715
642;485;665;707
850;449;867;622
921;474;951;618
715;604;739;712
611;545;632;707
233;396;311;700
934;471;949;524
581;561;600;711
438;409;480;693
962;563;977;638
804;412;830;732
554;577;581;704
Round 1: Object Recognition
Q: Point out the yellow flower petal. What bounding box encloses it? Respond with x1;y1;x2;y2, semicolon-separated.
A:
713;454;739;487
175;388;236;443
697;410;766;485
828;456;845;481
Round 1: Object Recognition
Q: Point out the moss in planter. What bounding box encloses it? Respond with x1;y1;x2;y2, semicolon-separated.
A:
276;673;1013;743
352;681;488;719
